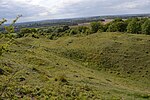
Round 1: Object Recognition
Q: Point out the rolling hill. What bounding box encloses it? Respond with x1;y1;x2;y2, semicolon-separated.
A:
0;32;150;99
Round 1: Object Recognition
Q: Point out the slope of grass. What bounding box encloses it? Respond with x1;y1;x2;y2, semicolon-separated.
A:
0;32;150;99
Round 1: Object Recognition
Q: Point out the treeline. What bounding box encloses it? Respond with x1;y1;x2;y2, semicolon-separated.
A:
17;25;92;39
0;17;150;40
91;18;150;35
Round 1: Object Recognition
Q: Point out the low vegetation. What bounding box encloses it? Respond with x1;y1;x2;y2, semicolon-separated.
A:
0;17;150;99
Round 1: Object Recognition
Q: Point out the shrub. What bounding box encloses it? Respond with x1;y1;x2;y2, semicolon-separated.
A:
0;44;8;56
107;18;127;32
107;23;118;32
90;22;104;33
55;27;63;33
127;18;141;34
0;68;4;75
20;28;30;34
112;18;123;22
104;23;111;32
85;28;92;35
32;34;39;39
47;28;53;33
77;26;88;33
69;29;78;35
142;20;150;35
62;25;70;32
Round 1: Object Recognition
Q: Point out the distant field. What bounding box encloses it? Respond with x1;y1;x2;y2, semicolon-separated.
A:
0;32;150;99
75;19;113;27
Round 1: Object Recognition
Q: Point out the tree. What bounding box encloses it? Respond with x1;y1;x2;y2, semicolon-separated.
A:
107;23;117;32
142;20;150;35
127;18;141;34
107;18;127;32
90;22;104;33
115;22;127;32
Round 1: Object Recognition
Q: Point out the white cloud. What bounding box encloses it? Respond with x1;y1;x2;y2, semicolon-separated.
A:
113;0;150;9
0;0;150;22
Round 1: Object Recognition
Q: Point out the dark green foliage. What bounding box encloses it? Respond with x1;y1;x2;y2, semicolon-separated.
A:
142;20;150;35
107;18;127;32
32;34;39;39
0;46;5;56
107;23;117;32
0;68;4;75
116;22;127;32
113;18;123;22
8;17;150;40
20;28;31;34
48;32;64;40
77;26;92;35
19;28;37;37
69;29;78;35
85;28;92;35
127;18;141;34
139;18;149;25
62;25;70;32
104;23;111;32
17;32;25;38
125;18;133;24
46;28;53;33
54;27;63;33
4;33;16;39
90;22;104;33
78;26;88;33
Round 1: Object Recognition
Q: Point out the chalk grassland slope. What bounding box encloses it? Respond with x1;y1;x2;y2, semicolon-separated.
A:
47;32;150;82
0;32;150;99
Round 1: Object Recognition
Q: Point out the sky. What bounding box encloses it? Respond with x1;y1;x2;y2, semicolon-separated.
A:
0;0;150;23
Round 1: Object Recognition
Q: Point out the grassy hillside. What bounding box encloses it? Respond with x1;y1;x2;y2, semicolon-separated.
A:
0;32;150;99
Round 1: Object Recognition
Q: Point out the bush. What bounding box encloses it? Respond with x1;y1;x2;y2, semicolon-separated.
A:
19;28;37;37
78;26;87;32
47;28;53;33
32;34;39;39
112;18;123;22
55;28;63;33
69;29;78;35
0;68;4;75
104;23;111;32
62;25;70;32
107;23;118;32
4;33;15;39
127;18;141;34
90;22;104;33
20;28;31;34
142;20;150;35
0;44;8;56
107;18;127;32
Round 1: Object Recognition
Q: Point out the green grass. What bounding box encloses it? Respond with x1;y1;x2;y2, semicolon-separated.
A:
0;32;150;99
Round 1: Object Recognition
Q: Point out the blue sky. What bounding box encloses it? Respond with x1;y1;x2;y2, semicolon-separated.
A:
0;0;150;23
